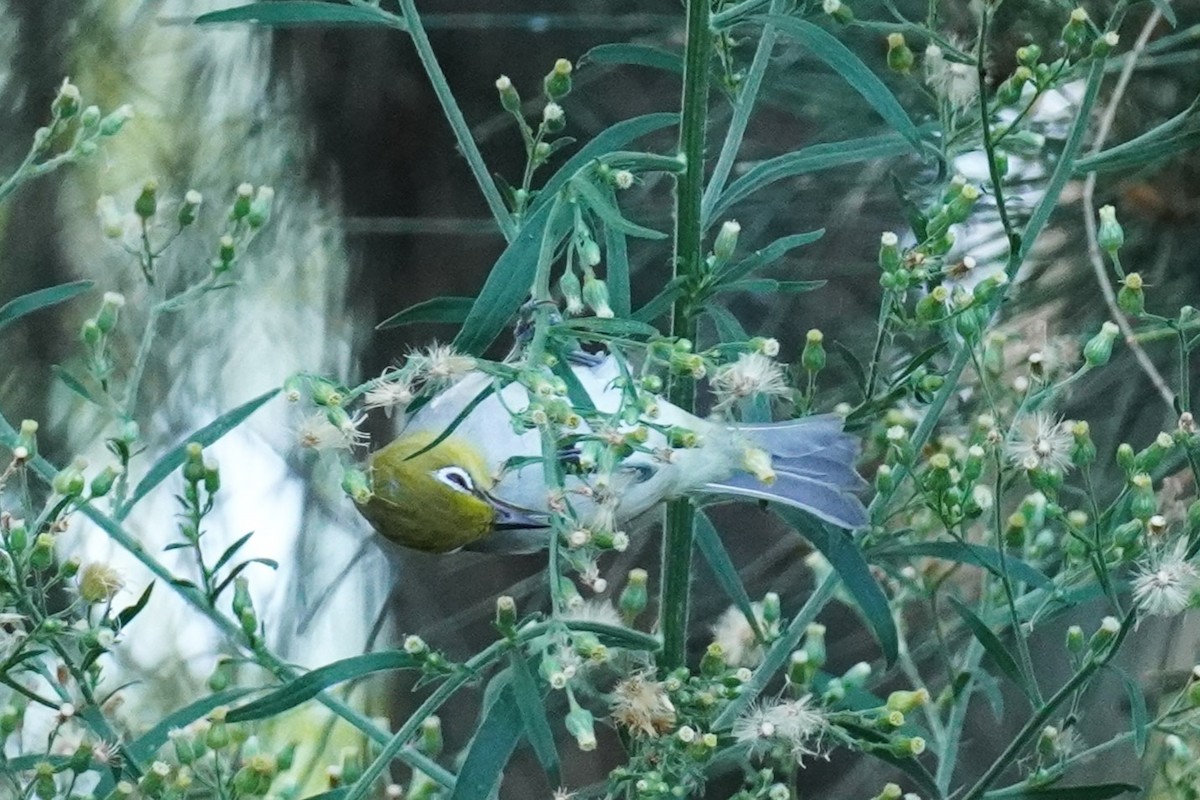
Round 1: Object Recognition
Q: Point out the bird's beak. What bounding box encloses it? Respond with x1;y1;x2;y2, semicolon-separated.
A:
488;494;549;530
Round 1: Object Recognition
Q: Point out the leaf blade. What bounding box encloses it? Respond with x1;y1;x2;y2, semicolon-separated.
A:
449;683;523;800
696;511;764;640
195;1;399;27
508;650;561;785
227;652;420;722
947;596;1036;705
0;280;93;333
121;389;280;519
376;296;476;330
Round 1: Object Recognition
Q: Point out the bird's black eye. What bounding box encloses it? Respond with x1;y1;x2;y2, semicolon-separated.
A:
434;466;475;493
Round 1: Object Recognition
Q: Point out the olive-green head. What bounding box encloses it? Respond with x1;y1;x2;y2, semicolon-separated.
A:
358;433;541;553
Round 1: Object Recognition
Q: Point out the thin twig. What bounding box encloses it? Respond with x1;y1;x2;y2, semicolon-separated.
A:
1080;9;1174;408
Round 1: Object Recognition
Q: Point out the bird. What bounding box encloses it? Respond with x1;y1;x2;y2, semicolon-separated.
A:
356;354;868;554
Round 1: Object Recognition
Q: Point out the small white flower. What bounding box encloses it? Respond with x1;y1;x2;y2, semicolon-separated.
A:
1006;413;1073;473
403;635;427;654
363;371;416;417
418;343;477;385
495;75;512;91
298;413;355;451
733;696;826;762
676;725;696;743
1132;541;1198;617
711;353;790;411
543;103;564;123
613;170;634;190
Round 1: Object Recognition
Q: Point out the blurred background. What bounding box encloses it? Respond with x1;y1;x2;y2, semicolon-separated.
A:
1;0;1198;795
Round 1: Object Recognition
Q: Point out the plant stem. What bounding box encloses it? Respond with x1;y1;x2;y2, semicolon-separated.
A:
390;0;517;242
660;0;712;672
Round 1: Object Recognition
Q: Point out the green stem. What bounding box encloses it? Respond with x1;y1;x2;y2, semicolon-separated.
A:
390;0;516;242
660;0;712;672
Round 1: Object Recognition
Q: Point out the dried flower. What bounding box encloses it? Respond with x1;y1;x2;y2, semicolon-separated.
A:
78;563;125;603
732;696;827;762
611;672;676;737
925;44;979;111
363;369;416;416
418;343;477;385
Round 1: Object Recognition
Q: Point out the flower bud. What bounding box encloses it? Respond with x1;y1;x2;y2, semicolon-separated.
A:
96;292;125;334
1091;31;1119;58
582;273;613;318
1065;624;1085;655
1017;44;1042;67
619;568;649;625
1083;321;1119;367
53;457;87;497
134;178;158;220
945;184;981;223
1097;205;1124;253
99;104;135;136
1129;472;1156;520
713;220;740;263
495;75;521;113
178;189;203;226
823;0;854;23
420;715;443;757
701;642;727;676
1088;615;1120;655
916;285;950;322
886;33;915;74
1062;7;1092;53
873;784;903;800
52;78;81;119
1070;421;1096;467
543;58;573;100
247;186;274;228
565;698;597;751
341;468;372;505
559;268;584;315
1117;272;1144;315
887;687;930;713
878;231;902;273
495;595;517;630
802;328;826;372
542;102;565;133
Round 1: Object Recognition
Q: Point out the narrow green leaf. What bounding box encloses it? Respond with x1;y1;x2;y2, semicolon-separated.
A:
403;383;495;461
211;531;255;574
376;296;475;330
834;719;942;798
52;365;105;406
765;16;920;145
453;199;562;356
227;652;420;722
533;113;679;212
450;683;523;800
1108;665;1148;756
121;389;280;519
776;508;898;664
947;596;1035;705
572;177;666;240
0;280;93;333
559;317;661;339
696;511;764;640
715;279;826;294
579;43;684;74
712;133;911;221
832;340;868;395
115;582;155;629
508;650;561;785
716;230;825;284
873;542;1052;589
601;184;632;317
129;689;255;762
195;2;398;27
983;783;1140;800
563;620;660;652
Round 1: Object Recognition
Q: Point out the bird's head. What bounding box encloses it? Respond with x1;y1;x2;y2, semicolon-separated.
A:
358;432;543;553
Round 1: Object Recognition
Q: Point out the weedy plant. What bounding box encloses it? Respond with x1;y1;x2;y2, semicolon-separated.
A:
3;0;1200;799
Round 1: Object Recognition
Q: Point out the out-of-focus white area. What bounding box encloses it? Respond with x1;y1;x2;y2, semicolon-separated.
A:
5;0;387;728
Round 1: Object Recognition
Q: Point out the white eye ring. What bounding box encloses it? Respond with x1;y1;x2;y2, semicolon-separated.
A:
434;466;475;494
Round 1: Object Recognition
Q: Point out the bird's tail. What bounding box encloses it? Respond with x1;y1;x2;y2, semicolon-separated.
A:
705;415;869;529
